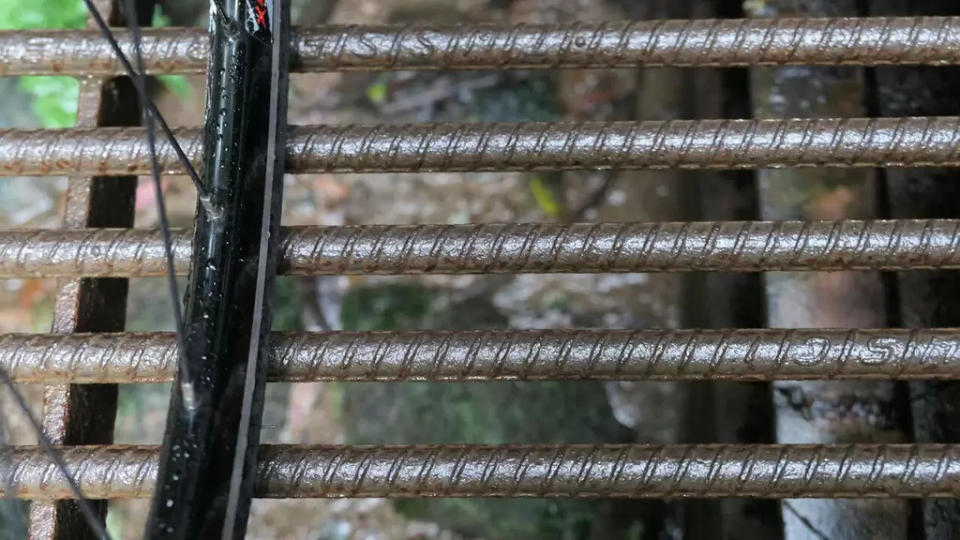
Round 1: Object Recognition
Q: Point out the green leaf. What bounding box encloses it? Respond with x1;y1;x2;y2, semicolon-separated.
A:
157;75;191;99
529;176;562;217
151;4;173;27
365;78;389;105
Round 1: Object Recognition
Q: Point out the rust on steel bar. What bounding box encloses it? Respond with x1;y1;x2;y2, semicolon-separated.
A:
4;17;960;76
3;329;960;383
27;0;145;537
5;118;960;175
2;444;959;499
1;220;960;278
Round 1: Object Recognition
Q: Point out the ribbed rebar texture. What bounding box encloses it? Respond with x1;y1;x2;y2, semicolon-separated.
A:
3;17;960;76
2;444;959;499
0;228;192;278
2;220;959;277
2;329;960;383
4;118;960;175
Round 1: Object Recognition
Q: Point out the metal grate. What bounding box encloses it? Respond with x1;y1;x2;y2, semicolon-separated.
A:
5;18;960;74
3;3;960;538
5;118;960;173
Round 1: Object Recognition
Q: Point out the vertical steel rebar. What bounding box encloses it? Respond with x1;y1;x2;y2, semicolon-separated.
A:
748;1;909;539
610;0;712;536
5;4;960;538
870;0;960;536
685;0;780;536
27;1;148;538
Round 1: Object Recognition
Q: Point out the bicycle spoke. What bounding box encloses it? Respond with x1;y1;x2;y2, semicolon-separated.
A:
145;1;288;538
81;0;217;218
0;366;109;539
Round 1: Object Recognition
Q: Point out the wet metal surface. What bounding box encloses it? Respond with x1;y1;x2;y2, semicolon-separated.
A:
6;7;960;535
750;1;908;537
3;220;960;277
144;2;290;537
0;228;193;277
28;0;143;536
2;444;959;499
4;17;960;76
873;1;960;536
6;117;960;175
3;329;960;383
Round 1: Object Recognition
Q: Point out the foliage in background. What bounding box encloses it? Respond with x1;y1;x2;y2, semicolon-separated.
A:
151;6;191;98
338;283;644;539
0;0;86;127
529;175;563;217
271;277;305;331
468;73;558;122
341;283;436;331
0;1;188;127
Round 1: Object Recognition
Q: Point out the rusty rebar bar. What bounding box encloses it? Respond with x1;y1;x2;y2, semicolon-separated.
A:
4;118;960;175
28;0;144;536
872;1;960;536
751;2;908;534
2;444;958;499
1;220;959;277
2;329;960;383
3;18;960;76
0;228;191;278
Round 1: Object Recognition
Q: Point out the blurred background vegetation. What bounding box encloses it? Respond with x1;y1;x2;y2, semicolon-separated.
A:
0;0;723;538
0;1;186;127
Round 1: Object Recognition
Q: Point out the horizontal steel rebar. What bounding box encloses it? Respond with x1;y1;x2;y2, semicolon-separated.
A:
1;220;959;277
2;444;958;499
2;329;960;383
3;118;960;175
3;17;960;76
